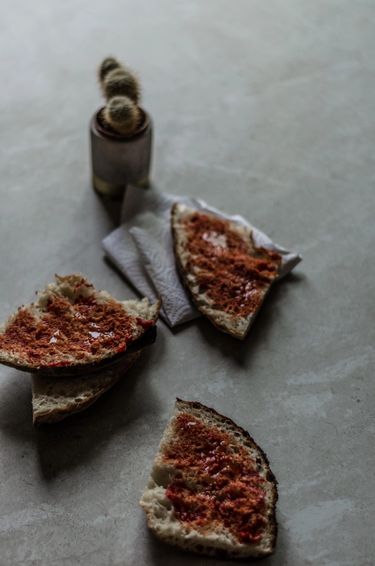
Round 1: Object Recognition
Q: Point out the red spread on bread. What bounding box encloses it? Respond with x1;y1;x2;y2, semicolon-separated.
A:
183;212;281;318
163;412;268;544
0;294;152;368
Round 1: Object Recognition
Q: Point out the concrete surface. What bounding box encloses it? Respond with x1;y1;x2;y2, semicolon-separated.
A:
0;1;374;565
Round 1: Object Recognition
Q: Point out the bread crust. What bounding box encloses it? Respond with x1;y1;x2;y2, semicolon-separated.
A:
171;203;276;340
140;399;278;559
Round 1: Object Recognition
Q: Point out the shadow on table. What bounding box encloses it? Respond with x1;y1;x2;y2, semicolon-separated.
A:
0;337;163;481
92;184;123;226
144;520;290;566
195;272;305;368
0;371;34;442
95;180;158;227
37;340;163;480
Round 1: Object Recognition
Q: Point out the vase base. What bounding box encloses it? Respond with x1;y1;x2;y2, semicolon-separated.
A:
136;176;150;189
92;175;126;200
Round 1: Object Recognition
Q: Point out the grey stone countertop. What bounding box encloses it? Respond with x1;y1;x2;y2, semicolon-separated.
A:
0;1;374;565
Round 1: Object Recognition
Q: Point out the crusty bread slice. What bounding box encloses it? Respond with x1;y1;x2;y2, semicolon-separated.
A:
32;351;140;424
140;399;278;559
171;203;281;339
0;274;160;376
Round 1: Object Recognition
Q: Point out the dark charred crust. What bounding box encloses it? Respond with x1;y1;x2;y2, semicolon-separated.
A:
175;399;278;552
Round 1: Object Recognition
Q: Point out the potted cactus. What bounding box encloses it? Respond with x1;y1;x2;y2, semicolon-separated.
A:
90;57;152;199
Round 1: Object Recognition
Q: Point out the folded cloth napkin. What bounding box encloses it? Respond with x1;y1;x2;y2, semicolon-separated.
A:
102;186;302;327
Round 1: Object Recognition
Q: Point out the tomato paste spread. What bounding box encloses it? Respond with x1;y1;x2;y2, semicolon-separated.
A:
0;293;152;368
163;413;268;544
183;212;281;317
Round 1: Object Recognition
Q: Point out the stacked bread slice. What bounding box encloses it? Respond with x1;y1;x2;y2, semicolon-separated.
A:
140;399;278;558
31;352;141;424
0;274;160;423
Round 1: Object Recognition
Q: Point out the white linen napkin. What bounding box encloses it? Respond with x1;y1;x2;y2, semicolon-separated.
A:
102;186;302;327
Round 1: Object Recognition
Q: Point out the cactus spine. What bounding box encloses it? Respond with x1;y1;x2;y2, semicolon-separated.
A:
98;57;121;83
98;56;142;136
103;68;140;104
103;96;141;136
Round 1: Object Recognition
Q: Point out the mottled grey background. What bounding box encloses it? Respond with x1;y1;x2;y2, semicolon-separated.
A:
0;1;374;565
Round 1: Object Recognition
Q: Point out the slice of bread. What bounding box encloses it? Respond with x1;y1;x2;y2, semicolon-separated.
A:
140;399;278;559
171;203;281;339
0;274;160;376
32;351;141;424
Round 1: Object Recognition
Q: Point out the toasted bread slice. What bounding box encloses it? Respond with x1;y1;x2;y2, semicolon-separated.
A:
171;203;281;339
32;351;141;424
0;274;160;376
140;399;278;559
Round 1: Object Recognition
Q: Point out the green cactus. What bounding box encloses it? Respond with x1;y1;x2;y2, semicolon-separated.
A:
98;57;121;83
103;68;140;104
98;56;143;136
103;95;141;136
